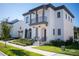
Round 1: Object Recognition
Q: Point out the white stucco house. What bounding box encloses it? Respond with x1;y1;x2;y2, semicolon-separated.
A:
10;4;74;42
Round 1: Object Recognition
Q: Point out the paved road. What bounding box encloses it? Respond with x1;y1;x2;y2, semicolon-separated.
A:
0;51;6;56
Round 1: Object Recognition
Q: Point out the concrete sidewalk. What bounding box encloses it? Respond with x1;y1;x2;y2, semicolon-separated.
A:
0;41;69;56
0;51;7;56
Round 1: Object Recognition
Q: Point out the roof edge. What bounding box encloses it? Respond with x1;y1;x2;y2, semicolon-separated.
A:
23;4;74;18
55;5;74;18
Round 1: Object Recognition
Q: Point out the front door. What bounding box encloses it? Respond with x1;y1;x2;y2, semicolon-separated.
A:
44;29;46;41
25;29;27;38
41;28;46;41
29;29;32;39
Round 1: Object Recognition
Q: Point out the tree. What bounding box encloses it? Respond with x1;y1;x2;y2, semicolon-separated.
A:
1;19;11;47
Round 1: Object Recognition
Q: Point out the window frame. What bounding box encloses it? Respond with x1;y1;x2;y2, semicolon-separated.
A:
68;16;70;21
65;14;67;19
26;16;29;23
58;29;61;35
71;18;72;23
53;29;55;35
57;12;61;18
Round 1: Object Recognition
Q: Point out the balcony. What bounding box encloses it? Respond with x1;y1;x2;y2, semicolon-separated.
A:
30;16;48;25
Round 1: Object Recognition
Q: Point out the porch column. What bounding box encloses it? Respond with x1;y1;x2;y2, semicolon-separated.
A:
30;12;32;24
36;28;38;37
42;5;45;22
22;30;25;39
36;28;38;40
36;10;38;23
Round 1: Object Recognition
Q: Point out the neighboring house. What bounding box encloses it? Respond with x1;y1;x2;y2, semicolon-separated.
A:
0;19;22;38
74;27;79;39
10;19;30;39
10;19;24;38
0;19;25;39
21;4;74;42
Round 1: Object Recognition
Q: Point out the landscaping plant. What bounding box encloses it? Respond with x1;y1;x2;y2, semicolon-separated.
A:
1;19;11;47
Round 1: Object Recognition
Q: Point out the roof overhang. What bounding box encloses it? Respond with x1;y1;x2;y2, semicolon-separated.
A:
23;3;74;18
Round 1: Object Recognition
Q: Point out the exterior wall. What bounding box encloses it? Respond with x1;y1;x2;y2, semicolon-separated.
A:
37;9;43;17
23;7;74;42
23;8;49;40
10;20;25;38
31;27;36;39
46;8;74;42
23;14;31;38
30;24;47;40
30;8;48;40
63;10;74;41
46;8;64;42
46;7;56;41
54;9;64;41
31;8;48;24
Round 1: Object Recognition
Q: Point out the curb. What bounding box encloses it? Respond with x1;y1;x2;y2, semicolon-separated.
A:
0;51;7;56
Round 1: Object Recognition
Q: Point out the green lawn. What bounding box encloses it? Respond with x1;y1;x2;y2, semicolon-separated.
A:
0;42;43;56
33;46;79;56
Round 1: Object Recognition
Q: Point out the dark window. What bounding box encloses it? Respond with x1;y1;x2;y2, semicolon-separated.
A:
53;29;55;35
71;19;72;22
57;12;61;18
25;29;27;38
26;17;28;23
68;16;70;21
66;14;67;19
58;29;61;35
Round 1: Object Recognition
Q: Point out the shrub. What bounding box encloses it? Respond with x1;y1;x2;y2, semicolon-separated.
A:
50;39;65;47
0;37;2;40
10;39;34;46
66;41;79;49
65;37;73;46
24;39;34;45
0;37;5;40
44;43;52;46
65;37;79;49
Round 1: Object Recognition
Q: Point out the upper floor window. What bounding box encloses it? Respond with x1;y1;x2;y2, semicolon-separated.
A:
65;14;67;19
58;29;61;35
53;29;55;35
57;12;61;18
68;16;70;21
71;18;72;23
26;17;29;23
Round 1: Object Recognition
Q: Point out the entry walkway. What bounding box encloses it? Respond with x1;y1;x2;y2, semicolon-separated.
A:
0;41;69;56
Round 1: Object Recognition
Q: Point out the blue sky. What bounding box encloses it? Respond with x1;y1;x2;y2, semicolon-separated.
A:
0;3;79;27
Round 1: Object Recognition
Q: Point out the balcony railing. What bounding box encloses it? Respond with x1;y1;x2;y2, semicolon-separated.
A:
30;16;48;25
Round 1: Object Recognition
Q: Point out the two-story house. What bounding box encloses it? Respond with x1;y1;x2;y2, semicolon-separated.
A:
11;4;74;42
